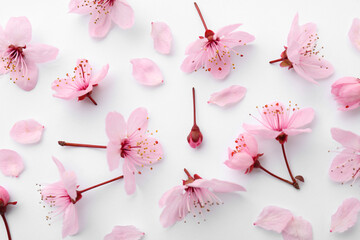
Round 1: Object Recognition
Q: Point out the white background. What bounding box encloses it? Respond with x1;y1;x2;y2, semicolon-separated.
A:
0;0;360;239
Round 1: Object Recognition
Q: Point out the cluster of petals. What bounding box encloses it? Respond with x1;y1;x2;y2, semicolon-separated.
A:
331;77;360;111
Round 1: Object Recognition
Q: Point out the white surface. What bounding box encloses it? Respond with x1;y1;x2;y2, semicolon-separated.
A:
0;0;360;239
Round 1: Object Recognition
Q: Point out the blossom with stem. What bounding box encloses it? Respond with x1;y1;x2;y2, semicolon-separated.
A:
40;157;124;238
0;186;17;240
181;2;255;80
187;87;203;148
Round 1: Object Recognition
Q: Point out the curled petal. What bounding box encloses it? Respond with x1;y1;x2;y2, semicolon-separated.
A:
62;204;79;238
254;206;293;233
130;58;164;86
5;17;32;46
349;18;360;51
331;198;360;233
25;44;58;63
282;216;313;240
187;178;246;193
0;149;24;177
151;22;172;54
208;85;246;107
104;225;144;240
111;0;135;29
10;119;44;144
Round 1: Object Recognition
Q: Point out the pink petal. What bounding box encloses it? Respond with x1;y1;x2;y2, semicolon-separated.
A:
68;0;93;14
130;58;164;86
349;18;360;51
254;206;293;233
215;24;242;38
91;64;109;85
10;119;44;144
208;85;246;107
240;133;258;156
329;149;360;183
10;60;38;91
225;152;254;171
159;185;186;208
287;108;315;129
187;178;246;193
0;149;24;177
160;193;186;228
220;31;255;48
331;198;360;233
104;225;144;240
180;55;201;73
111;0;135;29
123;159;136;195
293;55;334;83
52;157;77;200
283;128;311;136
127;108;148;138
242;123;279;139
206;53;232;80
331;128;360;151
107;141;121;171
0;186;10;205
151;22;172;54
106;112;127;142
282;216;313;240
184;38;207;55
89;13;112;38
25;44;58;63
62;204;79;238
5;17;32;46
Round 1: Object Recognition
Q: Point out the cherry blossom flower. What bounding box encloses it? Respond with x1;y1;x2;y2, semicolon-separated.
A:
349;18;360;51
188;87;203;148
52;59;109;105
159;168;245;227
69;0;134;38
329;128;360;184
0;17;58;91
181;3;255;80
151;22;172;54
130;58;163;86
10;119;44;144
330;198;360;233
104;225;144;240
331;77;360;111
208;85;246;107
106;108;163;195
0;149;24;177
269;14;334;84
0;186;17;240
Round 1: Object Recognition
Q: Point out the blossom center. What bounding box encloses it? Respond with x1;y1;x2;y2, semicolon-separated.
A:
120;139;140;158
1;45;26;71
97;0;115;7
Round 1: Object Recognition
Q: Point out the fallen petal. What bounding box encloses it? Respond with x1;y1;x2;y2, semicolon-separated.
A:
331;198;360;233
130;58;164;86
151;22;172;54
254;206;293;233
10;119;44;144
0;149;24;177
208;85;246;107
104;225;144;240
349;18;360;51
282;216;313;240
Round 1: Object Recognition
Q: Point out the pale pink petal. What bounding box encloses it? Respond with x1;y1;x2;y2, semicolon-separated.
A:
282;216;313;240
208;85;246;107
52;157;77;200
160;194;186;228
130;58;163;86
293;56;334;83
180;55;201;73
123;159;136;195
0;186;10;205
243;123;280;139
159;185;186;207
0;149;24;177
184;38;207;55
287;108;315;129
53;156;65;174
104;225;144;240
106;112;127;141
206;54;232;80
107;141;121;171
91;64;109;85
240;133;258;157
10;60;38;91
331;198;360;233
127;108;148;138
10;119;44;144
89;13;112;38
25;44;58;63
331;128;360;151
151;22;172;54
62;204;79;238
349;18;360;51
329;149;360;183
5;17;32;46
111;0;134;29
188;178;246;192
221;31;255;48
215;24;242;38
68;0;93;14
0;25;7;49
283;128;312;136
225;152;254;171
254;206;293;233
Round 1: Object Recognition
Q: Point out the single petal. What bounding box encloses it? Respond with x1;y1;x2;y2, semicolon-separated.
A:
89;13;112;38
283;128;311;136
123;159;136;195
239;133;258;157
243;123;279;139
24;44;58;63
180;54;201;73
206;53;232;80
220;31;255;48
151;22;172;54
68;0;93;14
5;17;32;46
107;141;121;171
293;55;334;83
282;216;313;240
188;178;246;192
215;24;242;38
184;38;207;55
159;185;186;207
208;85;246;107
130;58;163;86
225;152;254;171
10;60;38;91
329;149;360;183
104;225;144;240
111;0;135;29
349;18;360;51
106;112;127;141
331;128;360;151
0;149;24;177
330;198;360;233
254;206;293;233
62;204;79;238
0;186;10;205
52;157;77;200
10;119;44;144
127;108;148;138
287;108;315;129
91;64;109;85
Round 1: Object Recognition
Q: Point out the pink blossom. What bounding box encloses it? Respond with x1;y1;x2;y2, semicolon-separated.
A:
52;59;109;105
151;22;172;55
10;119;44;144
41;157;80;238
159;169;245;227
0;149;24;177
243;101;315;143
181;3;255;80
330;198;360;233
0;17;58;91
106;108;163;195
349;18;360;51
208;85;246;107
331;77;360;111
69;0;134;38
104;225;144;240
0;186;17;240
269;14;334;84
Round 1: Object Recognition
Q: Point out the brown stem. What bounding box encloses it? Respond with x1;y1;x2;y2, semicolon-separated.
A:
58;141;106;149
192;87;197;125
259;165;293;186
1;214;11;240
269;58;284;64
281;144;296;183
184;168;193;180
79;175;124;194
87;94;98;105
194;2;208;30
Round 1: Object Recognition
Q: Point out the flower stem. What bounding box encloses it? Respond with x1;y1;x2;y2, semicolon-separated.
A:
58;141;106;149
258;165;293;186
281;144;296;183
194;2;208;30
192;87;197;125
79;175;124;194
269;58;284;64
184;168;193;180
87;94;98;105
1;214;11;240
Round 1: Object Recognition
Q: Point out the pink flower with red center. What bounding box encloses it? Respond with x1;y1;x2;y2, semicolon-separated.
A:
269;14;334;84
52;59;109;105
69;0;134;38
0;17;58;91
181;3;255;80
159;169;245;227
0;186;17;240
331;77;360;111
